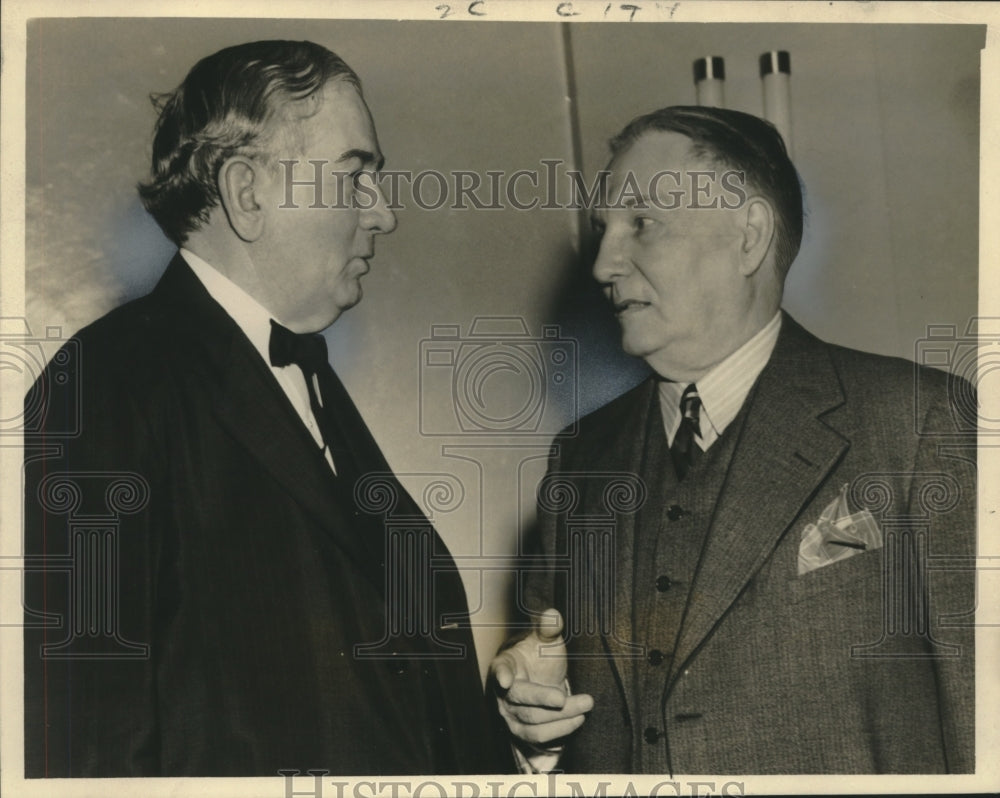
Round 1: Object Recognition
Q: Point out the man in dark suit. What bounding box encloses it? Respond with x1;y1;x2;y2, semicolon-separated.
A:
23;39;498;777
492;106;976;773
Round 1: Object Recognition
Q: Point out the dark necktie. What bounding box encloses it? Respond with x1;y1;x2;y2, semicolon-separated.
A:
268;319;354;480
670;383;702;481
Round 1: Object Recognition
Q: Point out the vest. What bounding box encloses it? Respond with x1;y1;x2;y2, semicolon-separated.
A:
628;385;753;773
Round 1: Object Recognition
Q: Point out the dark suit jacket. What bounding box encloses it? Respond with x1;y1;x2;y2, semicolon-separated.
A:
24;255;502;776
524;313;976;773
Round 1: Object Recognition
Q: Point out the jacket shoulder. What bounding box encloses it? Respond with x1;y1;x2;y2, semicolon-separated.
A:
825;339;958;400
29;285;192;448
551;376;653;458
71;291;176;368
812;334;971;437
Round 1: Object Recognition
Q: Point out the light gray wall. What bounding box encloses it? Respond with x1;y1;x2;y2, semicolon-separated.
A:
570;23;981;362
25;19;982;676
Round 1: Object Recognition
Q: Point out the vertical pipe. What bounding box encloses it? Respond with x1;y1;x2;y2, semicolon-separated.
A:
560;22;588;254
760;50;793;153
693;56;725;108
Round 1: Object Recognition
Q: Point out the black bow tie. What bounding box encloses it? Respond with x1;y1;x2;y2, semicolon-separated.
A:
268;318;354;475
269;319;329;375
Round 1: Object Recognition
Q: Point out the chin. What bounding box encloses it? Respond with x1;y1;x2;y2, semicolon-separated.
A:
343;292;362;312
313;301;357;332
334;284;363;312
619;331;656;360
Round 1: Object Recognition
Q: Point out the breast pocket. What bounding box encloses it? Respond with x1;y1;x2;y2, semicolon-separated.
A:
787;548;883;605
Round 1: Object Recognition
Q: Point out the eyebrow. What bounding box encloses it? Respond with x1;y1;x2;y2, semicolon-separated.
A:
622;196;652;209
336;148;385;171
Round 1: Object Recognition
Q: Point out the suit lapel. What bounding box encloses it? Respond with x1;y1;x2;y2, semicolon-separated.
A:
151;256;385;589
669;315;850;685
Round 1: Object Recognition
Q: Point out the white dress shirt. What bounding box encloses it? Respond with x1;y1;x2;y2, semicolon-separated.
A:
180;248;337;472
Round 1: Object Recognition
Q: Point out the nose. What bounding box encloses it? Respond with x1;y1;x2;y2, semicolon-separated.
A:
592;229;628;285
360;176;397;235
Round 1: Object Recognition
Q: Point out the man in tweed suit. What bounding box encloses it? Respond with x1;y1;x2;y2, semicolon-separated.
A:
491;106;976;774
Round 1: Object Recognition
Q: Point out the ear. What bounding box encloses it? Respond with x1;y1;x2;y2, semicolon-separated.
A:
739;196;776;277
217;156;265;243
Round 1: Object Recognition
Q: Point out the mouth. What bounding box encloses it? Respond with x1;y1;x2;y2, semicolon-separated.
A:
613;298;651;315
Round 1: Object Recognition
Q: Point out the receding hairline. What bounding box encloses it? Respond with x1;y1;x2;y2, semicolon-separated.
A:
604;127;724;172
601;128;761;204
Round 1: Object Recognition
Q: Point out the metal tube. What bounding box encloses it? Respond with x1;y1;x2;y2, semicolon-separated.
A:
760;50;792;152
693;56;725;108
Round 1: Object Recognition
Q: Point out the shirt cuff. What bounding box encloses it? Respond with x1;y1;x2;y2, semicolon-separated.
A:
512;741;564;774
510;677;572;774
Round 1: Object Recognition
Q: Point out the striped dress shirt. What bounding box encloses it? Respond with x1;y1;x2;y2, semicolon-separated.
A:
658;311;782;451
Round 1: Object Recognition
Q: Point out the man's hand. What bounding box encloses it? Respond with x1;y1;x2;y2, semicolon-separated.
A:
490;608;594;748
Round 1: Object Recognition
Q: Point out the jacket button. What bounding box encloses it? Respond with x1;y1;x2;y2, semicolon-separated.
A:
655;575;673;592
644;727;661;744
647;649;666;666
666;504;685;521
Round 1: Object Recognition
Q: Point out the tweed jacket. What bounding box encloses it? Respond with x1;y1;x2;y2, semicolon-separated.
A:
524;313;975;774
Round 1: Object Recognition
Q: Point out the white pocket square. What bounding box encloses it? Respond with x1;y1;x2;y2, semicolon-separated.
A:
797;483;883;575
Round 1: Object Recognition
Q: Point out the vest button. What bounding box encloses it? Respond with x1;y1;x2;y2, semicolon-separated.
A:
643;727;661;744
647;649;666;666
655;575;673;592
666;504;685;521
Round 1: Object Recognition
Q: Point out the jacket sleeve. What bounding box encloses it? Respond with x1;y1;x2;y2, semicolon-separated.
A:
518;441;566;628
909;369;976;773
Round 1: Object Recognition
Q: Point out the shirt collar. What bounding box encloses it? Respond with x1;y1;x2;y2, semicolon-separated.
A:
658;311;782;444
180;248;283;366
